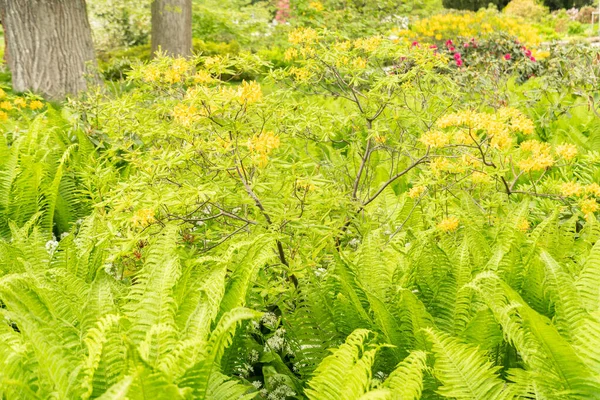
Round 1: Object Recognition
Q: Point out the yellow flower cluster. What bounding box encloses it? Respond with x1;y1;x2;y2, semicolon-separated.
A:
560;181;583;197
559;182;600;198
532;49;550;60
352;57;368;69
29;100;44;110
132;209;156;227
587;183;600;197
222;81;263;104
289;28;319;45
580;198;599;215
354;37;382;53
517;219;530;232
420;130;449;148
194;70;214;85
143;58;190;84
0;111;7;121
13;98;26;108
308;1;324;11
555;143;577;161
284;47;299;61
393;10;541;46
173;103;200;127
518;140;554;172
437;216;460;232
436;108;534;151
407;185;426;198
471;171;491;184
289;67;312;83
0;101;13;110
247;131;281;167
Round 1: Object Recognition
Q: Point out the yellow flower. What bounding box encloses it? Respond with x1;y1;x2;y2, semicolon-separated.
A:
143;65;161;82
289;67;312;83
420;130;449;148
471;171;491;184
13;98;26;108
555;143;577;161
172;103;200;127
374;134;386;144
284;47;299;61
334;41;353;52
0;110;7;121
490;130;513;150
559;181;583;197
194;70;214;85
354;37;382;53
407;185;426;198
132;209;156;227
230;81;262;104
517;219;530;232
29;100;44;110
352;57;368;69
580;198;599;215
430;157;452;176
437;216;460;232
518;140;554;172
247;131;281;166
532;49;550;60
0;101;13;110
586;183;600;197
308;1;324;11
289;28;318;45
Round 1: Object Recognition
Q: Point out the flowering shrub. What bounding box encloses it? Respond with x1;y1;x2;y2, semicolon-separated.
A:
392;9;544;45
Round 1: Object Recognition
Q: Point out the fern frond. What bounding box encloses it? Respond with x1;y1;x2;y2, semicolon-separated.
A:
425;328;511;400
383;350;428;400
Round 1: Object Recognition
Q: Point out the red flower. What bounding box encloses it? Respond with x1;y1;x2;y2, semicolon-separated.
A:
529;56;536;62
411;41;419;47
445;39;454;47
454;52;462;60
504;54;511;60
449;46;456;52
456;59;463;67
430;45;438;49
524;49;532;57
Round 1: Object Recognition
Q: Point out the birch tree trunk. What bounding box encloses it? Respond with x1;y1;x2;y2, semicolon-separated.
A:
0;0;98;100
151;0;193;58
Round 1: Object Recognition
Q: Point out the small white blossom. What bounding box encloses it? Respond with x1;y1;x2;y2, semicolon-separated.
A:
261;312;278;329
60;232;70;240
252;380;262;389
45;240;59;255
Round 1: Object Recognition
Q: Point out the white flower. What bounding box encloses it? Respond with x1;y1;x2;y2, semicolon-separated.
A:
252;381;262;389
348;238;360;248
45;240;59;255
261;312;278;329
60;232;70;240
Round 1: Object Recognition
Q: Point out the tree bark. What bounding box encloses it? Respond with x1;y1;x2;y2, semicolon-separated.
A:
0;0;98;100
0;5;10;67
151;0;192;58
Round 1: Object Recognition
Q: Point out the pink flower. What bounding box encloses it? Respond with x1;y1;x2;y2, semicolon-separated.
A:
411;41;419;47
463;43;469;48
449;46;456;52
454;52;462;60
445;39;454;47
524;49;532;57
430;45;438;49
456;59;463;67
504;54;511;60
529;56;536;62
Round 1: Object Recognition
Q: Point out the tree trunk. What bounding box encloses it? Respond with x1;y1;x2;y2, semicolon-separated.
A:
151;0;192;58
0;5;9;67
0;0;98;100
